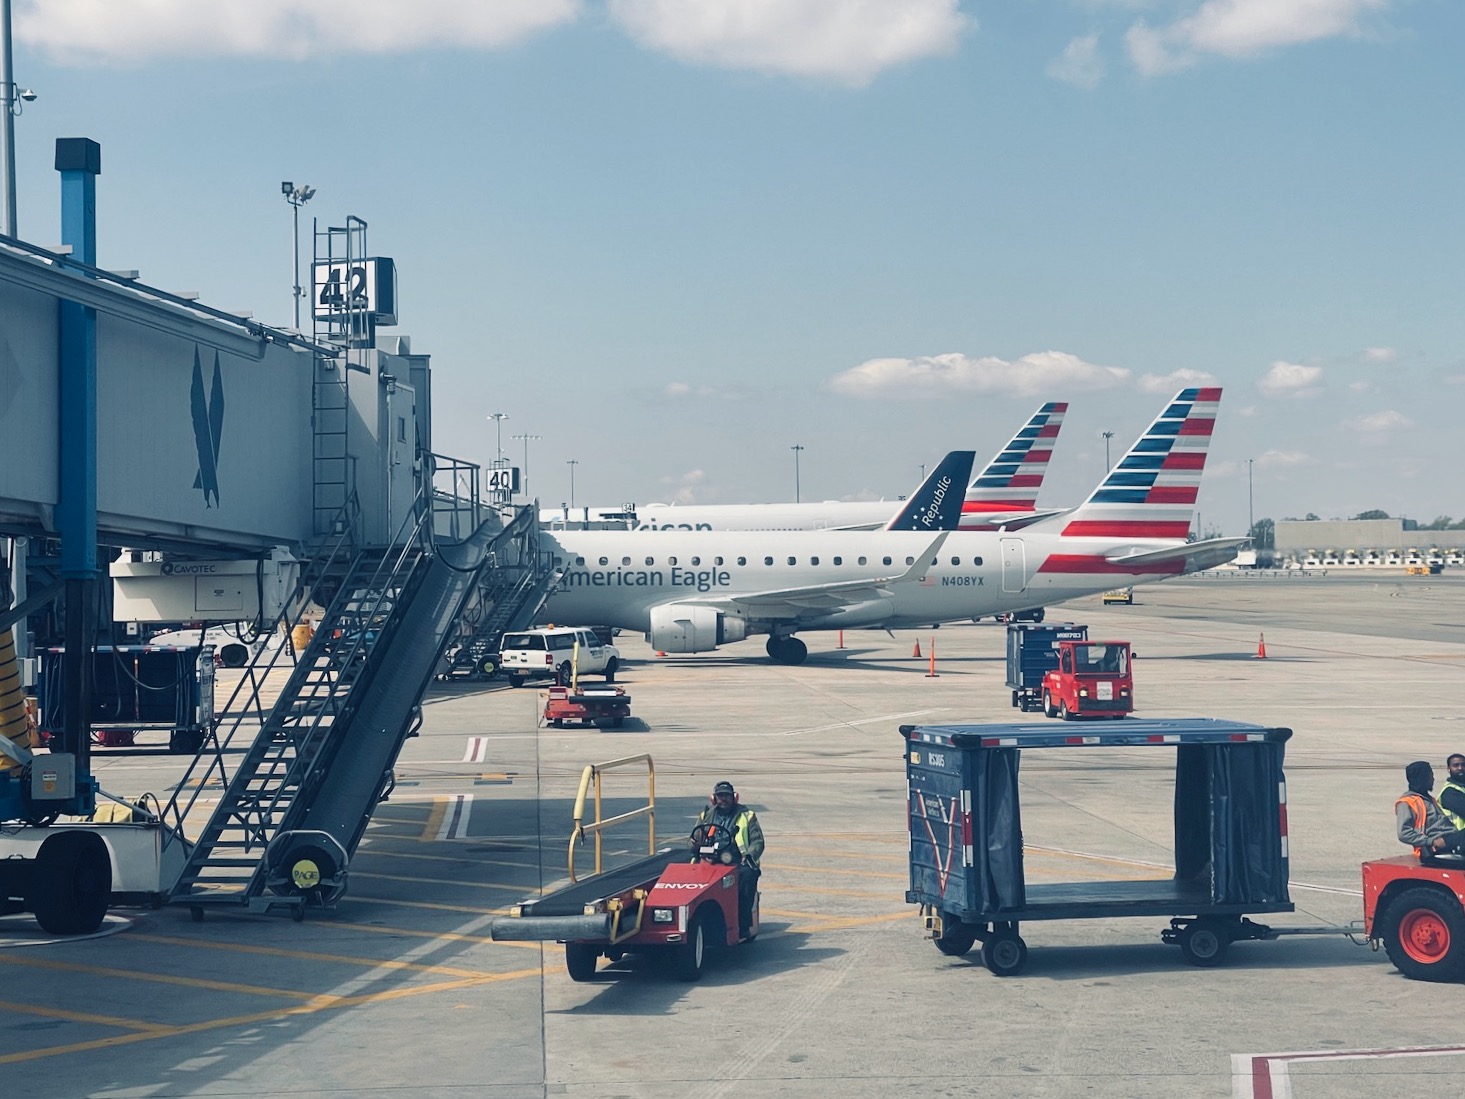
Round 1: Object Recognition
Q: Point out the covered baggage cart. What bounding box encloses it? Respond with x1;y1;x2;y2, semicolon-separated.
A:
901;717;1294;975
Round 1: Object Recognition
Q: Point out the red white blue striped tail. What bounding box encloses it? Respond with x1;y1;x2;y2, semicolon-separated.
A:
1060;388;1220;541
960;402;1068;530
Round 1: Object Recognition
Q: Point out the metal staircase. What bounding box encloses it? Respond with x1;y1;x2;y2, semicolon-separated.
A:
162;516;427;916
440;507;561;680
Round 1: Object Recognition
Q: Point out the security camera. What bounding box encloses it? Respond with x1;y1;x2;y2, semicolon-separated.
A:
18;89;37;103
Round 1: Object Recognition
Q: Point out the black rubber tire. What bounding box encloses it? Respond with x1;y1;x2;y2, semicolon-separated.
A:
1010;691;1019;709
1178;918;1231;967
478;657;498;677
565;941;599;982
556;663;573;686
29;831;111;935
1381;887;1465;982
1043;692;1057;719
672;911;709;981
604;657;618;684
508;676;526;688
934;924;977;956
767;637;808;666
170;729;205;755
981;932;1028;976
1059;701;1071;721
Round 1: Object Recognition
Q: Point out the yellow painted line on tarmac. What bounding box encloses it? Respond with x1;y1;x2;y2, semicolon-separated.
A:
128;934;501;979
0;954;340;1001
0;999;170;1034
420;796;448;841
0;967;544;1067
352;870;533;892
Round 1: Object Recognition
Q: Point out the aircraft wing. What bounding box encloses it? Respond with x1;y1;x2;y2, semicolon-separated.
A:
1106;536;1248;573
679;533;950;618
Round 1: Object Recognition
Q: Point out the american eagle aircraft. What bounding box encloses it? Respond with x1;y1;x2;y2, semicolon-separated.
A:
541;389;1240;665
542;402;1068;533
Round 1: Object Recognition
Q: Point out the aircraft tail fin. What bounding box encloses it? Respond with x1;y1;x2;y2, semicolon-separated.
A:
961;402;1068;530
885;451;976;532
1058;387;1221;541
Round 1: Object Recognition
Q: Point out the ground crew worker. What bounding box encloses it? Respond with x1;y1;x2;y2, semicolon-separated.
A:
1396;761;1465;858
1439;754;1465;831
695;780;764;939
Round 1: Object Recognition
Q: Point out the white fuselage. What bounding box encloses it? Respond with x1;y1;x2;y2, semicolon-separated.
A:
541;500;899;532
541;527;1178;635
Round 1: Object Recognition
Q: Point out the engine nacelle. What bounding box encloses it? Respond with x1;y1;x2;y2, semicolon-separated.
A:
646;604;749;653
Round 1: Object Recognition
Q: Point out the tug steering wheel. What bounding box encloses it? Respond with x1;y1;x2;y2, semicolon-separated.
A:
689;823;741;865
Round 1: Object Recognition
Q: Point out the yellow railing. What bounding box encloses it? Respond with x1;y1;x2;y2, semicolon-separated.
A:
567;753;655;882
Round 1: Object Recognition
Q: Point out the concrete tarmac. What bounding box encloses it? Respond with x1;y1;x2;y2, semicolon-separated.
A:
2;572;1463;1097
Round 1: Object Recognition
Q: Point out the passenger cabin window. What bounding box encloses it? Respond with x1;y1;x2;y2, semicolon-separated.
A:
858;556;867;566
882;556;892;566
764;556;774;566
906;556;915;565
574;556;585;566
787;556;797;566
645;556;655;566
621;556;631;566
598;556;608;566
691;556;701;566
810;556;819;566
974;556;983;566
715;556;724;566
833;556;842;565
668;556;678;566
737;556;747;566
951;556;960;566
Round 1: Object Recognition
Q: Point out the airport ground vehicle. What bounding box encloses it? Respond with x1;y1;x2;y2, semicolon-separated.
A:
1040;639;1133;720
1005;623;1087;713
543;685;632;729
500;626;620;687
1102;587;1134;605
902;719;1296;975
1363;855;1465;981
491;821;757;981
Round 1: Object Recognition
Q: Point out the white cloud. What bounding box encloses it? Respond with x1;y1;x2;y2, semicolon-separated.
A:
1348;380;1373;393
1046;34;1105;90
16;0;580;63
1362;346;1398;363
661;381;751;400
827;350;1129;399
1255;448;1315;468
1344;409;1412;433
659;467;716;504
1126;0;1390;76
1257;359;1324;396
607;0;969;86
1135;367;1217;394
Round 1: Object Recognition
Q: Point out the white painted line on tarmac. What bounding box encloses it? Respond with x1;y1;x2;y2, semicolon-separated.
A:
436;794;474;840
462;737;488;763
1232;1044;1465;1099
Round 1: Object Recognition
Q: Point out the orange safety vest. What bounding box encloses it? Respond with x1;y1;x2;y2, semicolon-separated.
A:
1397;792;1431;858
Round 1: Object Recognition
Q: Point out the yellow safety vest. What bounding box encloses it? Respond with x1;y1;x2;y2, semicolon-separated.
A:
1440;780;1465;831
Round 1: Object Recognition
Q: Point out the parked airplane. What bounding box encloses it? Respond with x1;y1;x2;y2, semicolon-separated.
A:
540;402;1068;533
540;389;1240;665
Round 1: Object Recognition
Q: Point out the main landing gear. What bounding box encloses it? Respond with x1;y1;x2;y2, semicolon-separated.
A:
765;635;808;666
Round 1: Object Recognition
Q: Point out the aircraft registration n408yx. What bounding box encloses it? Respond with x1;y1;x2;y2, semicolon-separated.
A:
541;390;1238;665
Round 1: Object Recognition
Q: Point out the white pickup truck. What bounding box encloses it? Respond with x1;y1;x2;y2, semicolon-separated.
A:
499;626;620;687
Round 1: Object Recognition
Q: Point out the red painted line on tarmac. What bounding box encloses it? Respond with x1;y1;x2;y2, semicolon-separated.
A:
1237;1044;1465;1099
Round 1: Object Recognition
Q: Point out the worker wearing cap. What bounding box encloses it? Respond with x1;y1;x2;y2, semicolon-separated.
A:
695;781;764;939
1397;761;1465;859
1438;754;1465;831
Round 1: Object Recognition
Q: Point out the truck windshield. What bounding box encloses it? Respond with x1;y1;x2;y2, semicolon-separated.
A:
501;634;546;650
1074;645;1126;674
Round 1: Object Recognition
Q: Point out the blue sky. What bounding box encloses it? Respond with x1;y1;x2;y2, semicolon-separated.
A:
8;1;1462;535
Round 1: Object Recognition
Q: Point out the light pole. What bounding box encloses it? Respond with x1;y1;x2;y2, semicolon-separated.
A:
487;413;509;465
1;0;38;237
281;181;316;329
1102;430;1115;471
512;432;541;497
1247;458;1255;538
791;444;804;503
566;459;579;509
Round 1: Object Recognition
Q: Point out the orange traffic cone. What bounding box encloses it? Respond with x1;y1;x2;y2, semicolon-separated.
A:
837;630;845;650
1255;633;1267;659
656;650;666;658
912;639;922;659
925;637;938;678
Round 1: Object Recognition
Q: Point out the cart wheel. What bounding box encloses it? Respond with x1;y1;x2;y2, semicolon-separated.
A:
1043;692;1057;719
934;925;977;956
981;931;1028;976
1010;691;1019;709
291;903;306;923
478;657;498;677
565;941;599;982
1178;918;1231;967
1381;887;1465;982
672;910;710;981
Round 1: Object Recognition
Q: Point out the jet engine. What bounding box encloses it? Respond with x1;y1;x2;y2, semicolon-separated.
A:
647;604;749;653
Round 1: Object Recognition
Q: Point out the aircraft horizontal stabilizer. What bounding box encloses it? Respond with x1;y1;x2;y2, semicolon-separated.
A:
1105;536;1247;573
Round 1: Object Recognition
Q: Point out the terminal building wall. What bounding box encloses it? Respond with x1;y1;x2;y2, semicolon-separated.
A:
1275;519;1465;557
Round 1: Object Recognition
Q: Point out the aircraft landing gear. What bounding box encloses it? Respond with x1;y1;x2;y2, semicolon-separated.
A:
765;635;808;666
